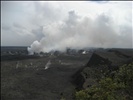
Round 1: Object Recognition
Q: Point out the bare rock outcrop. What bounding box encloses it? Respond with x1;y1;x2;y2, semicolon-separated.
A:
73;49;133;89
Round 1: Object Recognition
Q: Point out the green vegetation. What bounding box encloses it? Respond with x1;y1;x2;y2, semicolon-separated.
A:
75;62;133;100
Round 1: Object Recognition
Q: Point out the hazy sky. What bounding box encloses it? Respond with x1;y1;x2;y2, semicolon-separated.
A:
1;1;133;52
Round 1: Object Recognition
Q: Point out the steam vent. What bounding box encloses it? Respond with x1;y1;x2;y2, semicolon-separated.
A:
1;47;133;100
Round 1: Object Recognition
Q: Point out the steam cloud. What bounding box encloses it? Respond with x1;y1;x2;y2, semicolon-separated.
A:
28;11;132;54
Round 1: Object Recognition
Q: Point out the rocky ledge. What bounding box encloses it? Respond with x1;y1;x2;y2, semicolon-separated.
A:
73;49;133;90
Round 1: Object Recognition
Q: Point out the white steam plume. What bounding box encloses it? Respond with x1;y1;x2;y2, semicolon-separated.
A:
28;11;132;54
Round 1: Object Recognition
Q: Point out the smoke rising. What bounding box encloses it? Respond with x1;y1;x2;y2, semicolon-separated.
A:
28;10;132;54
45;60;51;70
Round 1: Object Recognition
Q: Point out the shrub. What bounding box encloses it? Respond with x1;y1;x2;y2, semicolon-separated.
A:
75;62;133;100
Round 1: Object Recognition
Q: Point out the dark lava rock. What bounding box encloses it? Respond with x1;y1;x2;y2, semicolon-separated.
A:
73;49;133;89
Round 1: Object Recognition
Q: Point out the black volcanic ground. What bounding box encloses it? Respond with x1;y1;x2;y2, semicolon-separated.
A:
1;47;92;100
1;47;133;100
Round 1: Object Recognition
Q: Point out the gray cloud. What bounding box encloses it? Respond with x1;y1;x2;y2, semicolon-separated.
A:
1;1;132;49
31;2;63;27
31;26;45;40
13;23;26;29
1;30;35;46
2;25;11;31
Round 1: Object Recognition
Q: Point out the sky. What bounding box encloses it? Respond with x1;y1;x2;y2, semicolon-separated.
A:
1;1;133;53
